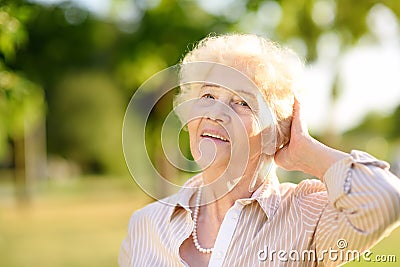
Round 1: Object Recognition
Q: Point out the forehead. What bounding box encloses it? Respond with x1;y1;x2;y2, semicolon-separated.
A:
202;64;263;98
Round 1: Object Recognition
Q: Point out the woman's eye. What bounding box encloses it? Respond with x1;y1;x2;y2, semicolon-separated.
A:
201;93;215;99
237;101;249;107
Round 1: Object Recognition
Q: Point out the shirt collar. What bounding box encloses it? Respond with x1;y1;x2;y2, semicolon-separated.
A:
168;173;281;221
254;174;281;220
168;174;203;221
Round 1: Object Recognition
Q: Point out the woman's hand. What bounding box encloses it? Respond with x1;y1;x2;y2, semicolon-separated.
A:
274;98;348;180
274;98;311;172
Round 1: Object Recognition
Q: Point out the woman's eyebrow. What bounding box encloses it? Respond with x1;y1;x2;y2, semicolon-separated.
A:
234;90;257;101
200;83;219;89
199;85;258;102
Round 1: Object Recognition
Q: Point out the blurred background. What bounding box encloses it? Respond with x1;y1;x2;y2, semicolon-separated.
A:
1;0;400;266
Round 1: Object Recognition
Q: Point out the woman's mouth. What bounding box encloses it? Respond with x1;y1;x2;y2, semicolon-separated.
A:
201;131;229;142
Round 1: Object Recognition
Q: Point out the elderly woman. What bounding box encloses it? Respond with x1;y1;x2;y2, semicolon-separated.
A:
119;34;400;266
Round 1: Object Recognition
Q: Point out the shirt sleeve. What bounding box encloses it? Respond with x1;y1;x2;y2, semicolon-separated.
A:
314;150;400;266
118;213;136;267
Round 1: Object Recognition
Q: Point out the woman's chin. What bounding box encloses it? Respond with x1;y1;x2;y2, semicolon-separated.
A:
194;154;231;172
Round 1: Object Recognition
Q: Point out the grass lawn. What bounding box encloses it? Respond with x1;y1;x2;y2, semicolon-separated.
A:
0;177;152;267
0;177;398;266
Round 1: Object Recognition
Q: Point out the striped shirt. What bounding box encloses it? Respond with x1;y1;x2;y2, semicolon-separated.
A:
118;150;400;266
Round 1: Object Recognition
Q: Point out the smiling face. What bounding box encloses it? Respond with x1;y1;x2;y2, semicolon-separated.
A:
178;35;300;161
187;84;264;175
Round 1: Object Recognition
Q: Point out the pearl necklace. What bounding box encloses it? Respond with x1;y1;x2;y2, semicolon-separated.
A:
191;186;213;254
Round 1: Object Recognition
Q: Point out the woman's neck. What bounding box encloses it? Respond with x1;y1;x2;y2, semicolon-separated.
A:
199;154;273;223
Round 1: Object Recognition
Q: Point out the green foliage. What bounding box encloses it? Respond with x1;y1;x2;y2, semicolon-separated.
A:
9;0;224;174
0;4;29;61
343;106;400;161
388;105;400;140
0;3;45;159
47;71;126;174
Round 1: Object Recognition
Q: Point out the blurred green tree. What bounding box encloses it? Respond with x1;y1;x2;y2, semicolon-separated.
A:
342;104;400;162
11;0;225;176
48;70;126;174
0;2;45;159
0;1;45;202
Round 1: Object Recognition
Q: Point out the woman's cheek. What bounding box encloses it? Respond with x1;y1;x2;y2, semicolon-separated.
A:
242;115;260;137
188;135;199;160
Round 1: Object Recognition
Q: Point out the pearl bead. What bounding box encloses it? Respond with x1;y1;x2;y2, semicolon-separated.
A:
191;186;213;254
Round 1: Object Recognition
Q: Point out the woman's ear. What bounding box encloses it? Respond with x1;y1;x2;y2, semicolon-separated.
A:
276;116;292;150
261;119;292;155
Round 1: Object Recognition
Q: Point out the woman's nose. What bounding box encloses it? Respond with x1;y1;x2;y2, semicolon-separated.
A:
206;101;231;124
